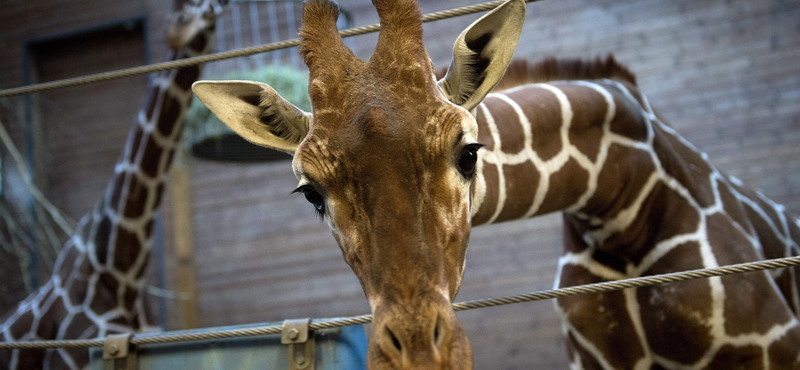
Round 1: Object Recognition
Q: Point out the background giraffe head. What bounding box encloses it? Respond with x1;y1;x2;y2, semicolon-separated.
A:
166;0;228;51
193;0;525;368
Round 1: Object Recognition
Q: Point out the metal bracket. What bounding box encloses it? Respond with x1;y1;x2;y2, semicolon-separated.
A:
281;318;315;370
103;333;136;370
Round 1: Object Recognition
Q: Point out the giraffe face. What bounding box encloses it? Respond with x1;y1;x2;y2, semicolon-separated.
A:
166;0;226;50
192;0;525;368
293;91;479;296
293;87;479;369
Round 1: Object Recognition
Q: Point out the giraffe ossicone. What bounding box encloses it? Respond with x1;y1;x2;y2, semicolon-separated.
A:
195;0;799;369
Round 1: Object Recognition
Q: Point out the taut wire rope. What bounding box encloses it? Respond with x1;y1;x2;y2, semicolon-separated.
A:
0;0;543;98
2;255;799;350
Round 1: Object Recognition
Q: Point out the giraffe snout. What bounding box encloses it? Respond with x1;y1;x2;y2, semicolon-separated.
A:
368;301;472;370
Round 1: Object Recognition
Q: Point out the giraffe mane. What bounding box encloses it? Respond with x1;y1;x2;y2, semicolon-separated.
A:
436;55;638;92
496;55;637;90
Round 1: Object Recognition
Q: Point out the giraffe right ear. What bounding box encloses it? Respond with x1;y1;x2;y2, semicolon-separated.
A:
438;0;525;111
192;80;312;154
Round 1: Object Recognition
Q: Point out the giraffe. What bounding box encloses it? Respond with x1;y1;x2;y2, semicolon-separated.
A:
0;1;225;369
469;57;800;369
193;0;799;369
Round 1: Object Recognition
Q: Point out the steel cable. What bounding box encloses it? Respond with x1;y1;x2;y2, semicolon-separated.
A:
2;255;799;350
0;0;542;98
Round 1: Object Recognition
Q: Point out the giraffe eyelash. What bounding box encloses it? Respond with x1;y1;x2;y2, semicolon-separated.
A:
293;185;326;218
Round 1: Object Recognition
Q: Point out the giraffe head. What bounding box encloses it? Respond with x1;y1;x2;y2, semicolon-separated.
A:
193;0;524;368
166;0;228;51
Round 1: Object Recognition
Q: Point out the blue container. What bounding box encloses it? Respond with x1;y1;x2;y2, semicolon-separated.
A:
88;322;368;370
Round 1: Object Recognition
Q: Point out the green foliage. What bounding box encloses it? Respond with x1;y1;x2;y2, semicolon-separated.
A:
184;64;310;145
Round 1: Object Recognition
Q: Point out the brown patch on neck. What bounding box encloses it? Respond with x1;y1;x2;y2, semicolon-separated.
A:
157;93;182;138
94;217;113;263
89;272;120;313
187;31;209;54
637;240;713;363
707;344;764;369
140;136;165;179
557;264;648;368
113;225;143;273
174;65;201;92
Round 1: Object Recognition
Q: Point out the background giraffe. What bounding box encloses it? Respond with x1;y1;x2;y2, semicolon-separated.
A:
467;57;800;368
0;1;225;369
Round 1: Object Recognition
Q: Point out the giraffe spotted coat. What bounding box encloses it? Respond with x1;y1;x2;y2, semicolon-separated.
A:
469;57;800;369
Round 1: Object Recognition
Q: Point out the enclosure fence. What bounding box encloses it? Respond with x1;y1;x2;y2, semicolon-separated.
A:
1;0;800;353
2;255;800;350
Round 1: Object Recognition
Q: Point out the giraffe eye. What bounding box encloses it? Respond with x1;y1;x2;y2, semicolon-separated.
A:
293;185;325;217
457;143;484;178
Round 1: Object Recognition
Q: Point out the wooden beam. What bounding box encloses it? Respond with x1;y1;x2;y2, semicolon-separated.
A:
171;159;199;329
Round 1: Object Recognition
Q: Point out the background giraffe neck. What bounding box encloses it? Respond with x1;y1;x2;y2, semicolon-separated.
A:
90;27;213;275
469;79;800;265
1;21;217;370
469;82;627;227
469;75;799;367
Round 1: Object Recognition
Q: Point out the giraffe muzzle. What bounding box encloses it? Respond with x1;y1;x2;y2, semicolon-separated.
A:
367;296;473;370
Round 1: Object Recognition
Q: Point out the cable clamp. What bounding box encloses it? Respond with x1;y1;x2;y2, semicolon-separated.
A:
281;318;315;370
103;333;136;370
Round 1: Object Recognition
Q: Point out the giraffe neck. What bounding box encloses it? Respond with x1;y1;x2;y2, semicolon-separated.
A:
470;80;649;231
90;27;212;276
471;79;800;271
469;71;800;367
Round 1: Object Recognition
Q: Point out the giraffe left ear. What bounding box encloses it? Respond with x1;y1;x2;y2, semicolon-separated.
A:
192;80;311;154
438;0;525;111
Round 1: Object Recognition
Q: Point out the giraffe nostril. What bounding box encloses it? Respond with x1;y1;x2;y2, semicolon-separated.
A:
386;327;403;353
433;315;441;347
